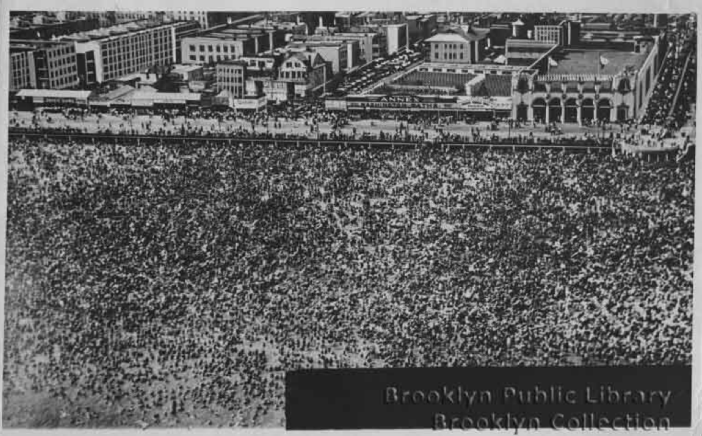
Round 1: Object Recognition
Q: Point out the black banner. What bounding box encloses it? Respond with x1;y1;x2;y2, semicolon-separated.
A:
285;366;691;430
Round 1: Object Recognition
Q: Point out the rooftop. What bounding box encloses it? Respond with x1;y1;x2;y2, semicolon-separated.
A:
172;64;203;73
289;40;345;48
16;89;92;99
130;91;202;102
60;20;176;42
547;47;649;75
10;39;75;50
426;26;489;43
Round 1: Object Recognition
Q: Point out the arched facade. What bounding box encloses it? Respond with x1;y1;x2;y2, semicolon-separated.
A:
597;98;612;121
532;98;546;123
581;98;595;122
564;98;578;123
516;103;528;121
548;98;562;123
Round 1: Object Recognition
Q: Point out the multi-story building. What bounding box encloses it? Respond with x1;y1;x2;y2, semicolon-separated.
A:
216;61;247;98
10;46;35;91
426;25;489;64
173;21;201;63
512;35;664;123
287;40;348;74
181;25;286;65
512;19;581;48
10;14;101;39
65;20;190;84
386;23;409;55
113;11;164;24
301;35;361;70
405;14;438;44
9;40;79;90
244;51;326;102
165;11;254;29
534;25;563;45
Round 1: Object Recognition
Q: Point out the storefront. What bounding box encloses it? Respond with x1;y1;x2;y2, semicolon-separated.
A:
325;94;512;118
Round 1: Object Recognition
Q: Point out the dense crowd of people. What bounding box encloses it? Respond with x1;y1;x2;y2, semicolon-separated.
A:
640;19;697;128
4;137;694;428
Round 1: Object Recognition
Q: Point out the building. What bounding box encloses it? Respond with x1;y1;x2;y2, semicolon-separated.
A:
173;21;202;63
244;51;326;102
10;14;101;39
325;62;519;120
216;61;247;98
239;55;279;73
181;21;286;65
113;11;164;24
302;35;362;70
512;35;664;123
426;26;490;64
405;14;438;44
9;40;80;90
10;46;36;91
386;23;409;55
306;31;379;65
14;89;92;109
288;40;348;74
171;64;204;82
534;25;563;45
64;20;193;85
165;12;258;30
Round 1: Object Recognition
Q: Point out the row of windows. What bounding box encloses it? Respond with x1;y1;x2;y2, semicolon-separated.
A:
49;56;74;69
280;70;306;79
103;49;171;64
12;58;30;72
434;52;465;60
48;46;73;56
104;39;171;52
50;75;77;88
189;54;237;63
49;65;77;78
219;76;244;83
103;54;170;79
189;44;238;53
435;43;465;50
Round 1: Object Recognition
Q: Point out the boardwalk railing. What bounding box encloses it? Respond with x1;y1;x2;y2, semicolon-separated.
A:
7;130;613;153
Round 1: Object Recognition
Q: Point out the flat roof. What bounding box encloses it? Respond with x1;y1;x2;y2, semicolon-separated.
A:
16;89;92;99
10;39;74;48
289;40;344;48
172;64;203;72
61;20;175;42
547;47;649;75
117;73;158;83
130;91;201;101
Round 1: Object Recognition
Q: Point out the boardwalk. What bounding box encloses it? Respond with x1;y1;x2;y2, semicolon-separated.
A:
8;130;612;153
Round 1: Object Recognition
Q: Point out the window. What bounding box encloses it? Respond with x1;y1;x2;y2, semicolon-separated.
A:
208;46;213;52
190;45;196;51
216;46;221;52
200;45;205;52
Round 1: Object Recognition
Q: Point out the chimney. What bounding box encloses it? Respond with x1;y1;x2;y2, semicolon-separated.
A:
297;15;301;25
227;17;232;25
319;16;323;28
